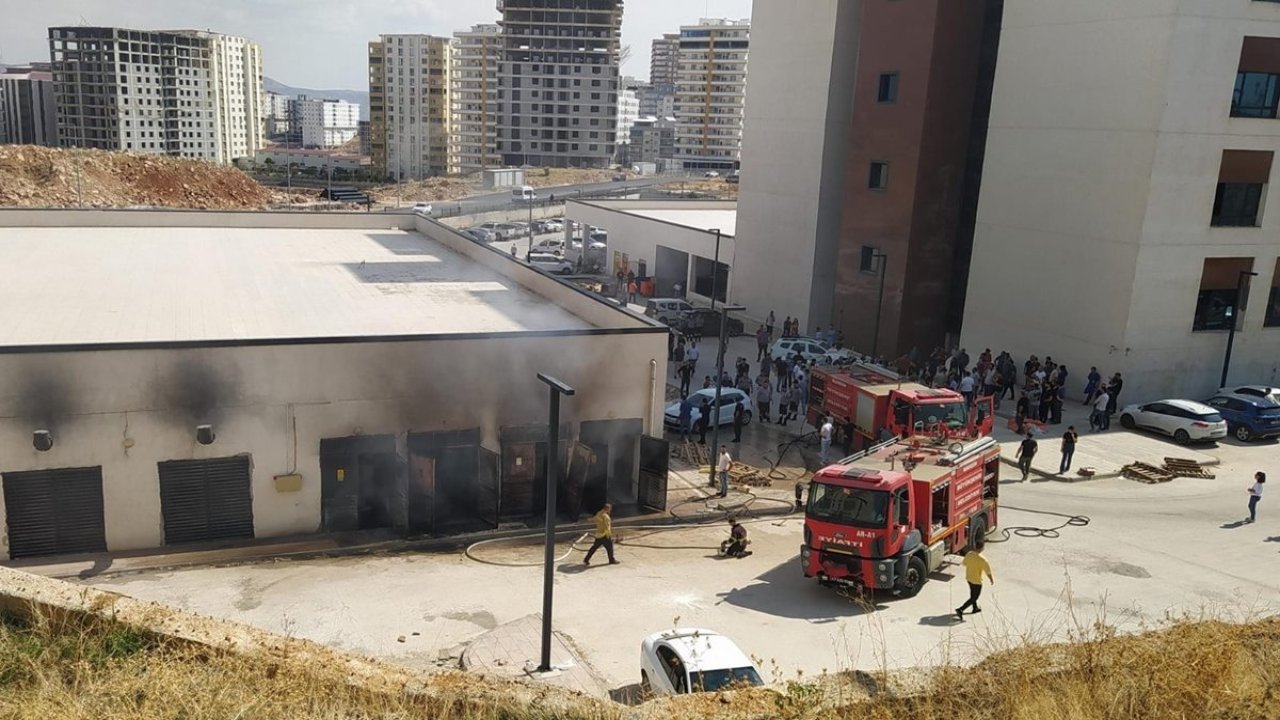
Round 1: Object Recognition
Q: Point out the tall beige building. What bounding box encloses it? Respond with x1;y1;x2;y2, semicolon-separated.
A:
673;19;749;172
368;34;451;180
650;33;680;87
962;0;1280;401
48;27;264;163
449;24;501;174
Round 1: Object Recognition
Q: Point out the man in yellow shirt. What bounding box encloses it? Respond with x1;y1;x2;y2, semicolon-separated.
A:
583;503;619;566
955;545;993;620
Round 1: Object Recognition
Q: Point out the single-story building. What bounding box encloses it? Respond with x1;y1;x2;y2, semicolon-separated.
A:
0;209;668;561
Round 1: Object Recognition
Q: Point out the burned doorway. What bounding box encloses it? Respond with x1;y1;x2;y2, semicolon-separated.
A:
499;423;570;525
406;429;498;535
579;418;643;517
2;466;107;560
319;435;403;533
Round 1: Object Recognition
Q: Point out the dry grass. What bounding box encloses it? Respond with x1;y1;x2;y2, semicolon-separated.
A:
1;607;1276;720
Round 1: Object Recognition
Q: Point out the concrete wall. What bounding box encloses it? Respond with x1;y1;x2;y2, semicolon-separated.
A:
733;0;862;330
963;0;1280;401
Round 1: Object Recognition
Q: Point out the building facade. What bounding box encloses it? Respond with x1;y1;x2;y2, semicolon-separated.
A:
962;0;1280;400
292;95;360;148
0;66;57;145
650;33;680;87
450;24;502;174
368;34;451;180
48;27;264;163
673;19;750;172
615;87;639;147
624;116;674;165
265;90;291;138
495;0;624;168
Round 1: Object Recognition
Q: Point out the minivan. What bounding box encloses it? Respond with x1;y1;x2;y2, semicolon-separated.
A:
512;185;537;202
644;298;693;325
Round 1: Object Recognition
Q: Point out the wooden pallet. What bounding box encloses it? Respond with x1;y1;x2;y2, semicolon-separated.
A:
1163;457;1216;479
1121;461;1174;484
673;440;709;467
728;461;771;487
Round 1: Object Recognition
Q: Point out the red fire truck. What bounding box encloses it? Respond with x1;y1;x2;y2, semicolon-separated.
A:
807;364;995;450
800;433;1001;597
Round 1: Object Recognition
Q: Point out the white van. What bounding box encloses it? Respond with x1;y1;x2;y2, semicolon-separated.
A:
512;185;537;202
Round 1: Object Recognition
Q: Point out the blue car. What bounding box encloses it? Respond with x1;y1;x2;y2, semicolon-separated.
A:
1203;394;1280;442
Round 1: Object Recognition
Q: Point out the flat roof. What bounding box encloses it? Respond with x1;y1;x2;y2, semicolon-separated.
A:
622;208;737;237
0;226;594;348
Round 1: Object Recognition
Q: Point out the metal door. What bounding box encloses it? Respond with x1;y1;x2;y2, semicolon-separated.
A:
2;467;107;559
477;448;500;528
408;452;436;533
637;436;670;512
157;456;254;546
320;448;359;532
562;443;594;520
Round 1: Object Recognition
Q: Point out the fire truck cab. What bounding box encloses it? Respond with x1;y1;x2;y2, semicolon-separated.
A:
801;434;1000;597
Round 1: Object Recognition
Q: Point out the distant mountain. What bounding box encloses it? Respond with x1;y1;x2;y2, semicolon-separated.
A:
264;77;369;121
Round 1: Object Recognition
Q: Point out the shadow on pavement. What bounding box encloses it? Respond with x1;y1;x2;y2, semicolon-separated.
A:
919;613;964;627
1264;536;1280;543
1220;520;1250;529
713;556;886;620
557;563;591;574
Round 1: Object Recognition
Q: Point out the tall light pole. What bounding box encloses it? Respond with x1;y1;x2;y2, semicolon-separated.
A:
1221;270;1259;387
709;304;746;490
707;228;722;312
535;373;575;674
870;250;888;360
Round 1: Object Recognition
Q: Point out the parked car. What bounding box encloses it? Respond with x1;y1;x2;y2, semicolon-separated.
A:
640;629;764;696
676;308;745;338
612;173;628;182
477;222;519;240
1218;385;1280;407
644;298;694;325
725;171;740;184
533;237;566;254
769;337;858;365
1118;399;1228;445
466;227;497;242
411;202;433;216
512;185;537;202
526;252;574;275
703;171;721;178
542;218;565;233
663;388;754;430
1203;394;1280;441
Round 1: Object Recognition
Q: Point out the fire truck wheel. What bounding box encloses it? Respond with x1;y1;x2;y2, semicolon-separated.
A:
969;515;988;551
897;555;927;598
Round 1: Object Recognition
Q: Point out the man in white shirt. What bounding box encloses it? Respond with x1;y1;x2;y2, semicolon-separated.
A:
717;446;732;497
820;418;834;464
1091;389;1110;432
959;372;976;406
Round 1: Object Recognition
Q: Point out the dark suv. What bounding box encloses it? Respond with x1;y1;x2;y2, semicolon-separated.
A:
1203;394;1280;442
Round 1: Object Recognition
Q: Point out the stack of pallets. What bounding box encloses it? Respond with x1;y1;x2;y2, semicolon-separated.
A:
1163;457;1216;479
728;461;770;487
673;440;709;467
1121;461;1175;484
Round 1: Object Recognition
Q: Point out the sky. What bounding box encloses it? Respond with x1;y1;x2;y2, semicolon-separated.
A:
0;0;753;89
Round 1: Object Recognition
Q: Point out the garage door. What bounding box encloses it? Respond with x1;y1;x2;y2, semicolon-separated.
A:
3;467;107;560
158;456;254;546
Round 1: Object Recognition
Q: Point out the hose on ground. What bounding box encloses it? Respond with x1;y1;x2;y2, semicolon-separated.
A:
763;430;817;481
983;505;1091;543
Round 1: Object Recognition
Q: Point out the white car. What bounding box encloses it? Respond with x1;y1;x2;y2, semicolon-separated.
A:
412;203;433;216
640;628;764;696
769;337;856;365
1119;399;1228;445
703;171;721;178
533;237;565;254
542;219;565;233
1218;385;1280;407
526;252;574;275
663;388;753;429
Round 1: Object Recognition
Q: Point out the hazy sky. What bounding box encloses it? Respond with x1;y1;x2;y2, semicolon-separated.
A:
0;0;753;89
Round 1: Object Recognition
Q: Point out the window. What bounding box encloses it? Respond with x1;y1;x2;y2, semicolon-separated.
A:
1233;72;1280;118
877;72;899;103
859;245;883;274
868;161;889;190
1193;257;1256;331
1212;150;1273;227
1266;259;1280;327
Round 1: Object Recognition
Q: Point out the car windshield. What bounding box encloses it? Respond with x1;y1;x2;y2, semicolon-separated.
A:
916;402;969;428
689;666;763;693
1194;412;1223;423
807;483;889;528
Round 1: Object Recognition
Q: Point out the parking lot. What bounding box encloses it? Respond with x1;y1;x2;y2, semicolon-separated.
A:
88;383;1280;693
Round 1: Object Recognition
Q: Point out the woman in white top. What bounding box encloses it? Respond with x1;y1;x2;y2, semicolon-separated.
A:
1247;472;1266;523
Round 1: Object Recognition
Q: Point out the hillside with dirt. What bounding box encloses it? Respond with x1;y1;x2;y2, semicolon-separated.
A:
0;145;289;209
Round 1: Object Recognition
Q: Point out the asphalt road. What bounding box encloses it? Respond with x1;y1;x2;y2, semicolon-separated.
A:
383;177;677;217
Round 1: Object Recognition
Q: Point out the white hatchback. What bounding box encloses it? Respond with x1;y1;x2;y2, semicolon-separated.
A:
1119;399;1228;445
640;628;764;696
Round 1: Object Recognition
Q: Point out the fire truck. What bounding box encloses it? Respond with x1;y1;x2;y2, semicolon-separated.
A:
800;421;1001;597
807;364;995;450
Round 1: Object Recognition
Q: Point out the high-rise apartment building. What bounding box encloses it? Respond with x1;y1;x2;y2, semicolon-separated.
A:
291;95;360;148
495;0;625;168
616;87;639;147
0;65;57;145
48;27;264;163
450;24;502;174
265;90;291;138
650;33;680;87
673;18;749;172
962;0;1280;400
368;34;451;180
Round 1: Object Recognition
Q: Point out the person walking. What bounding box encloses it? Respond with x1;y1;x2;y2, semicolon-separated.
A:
732;400;745;443
678;396;693;441
954;545;993;620
756;325;769;362
959;371;976;407
1016;431;1038;481
717;445;732;497
1247;471;1266;523
755;375;773;423
1105;373;1123;427
1083;366;1102;405
1092;386;1111;432
583;504;619;566
766;310;776;340
678;361;693;398
1059;425;1078;474
820;417;834;464
687;342;700;375
697;398;711;445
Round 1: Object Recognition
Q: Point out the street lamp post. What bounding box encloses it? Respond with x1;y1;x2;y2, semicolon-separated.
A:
870;250;888;360
708;304;746;491
707;228;722;312
535;373;575;674
1220;270;1259;387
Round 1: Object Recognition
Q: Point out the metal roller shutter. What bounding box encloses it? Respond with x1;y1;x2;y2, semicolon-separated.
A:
158;456;254;546
3;467;107;560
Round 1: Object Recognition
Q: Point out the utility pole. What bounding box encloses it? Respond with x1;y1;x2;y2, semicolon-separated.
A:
708;304;746;491
1221;269;1259;387
871;250;888;360
534;373;575;674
